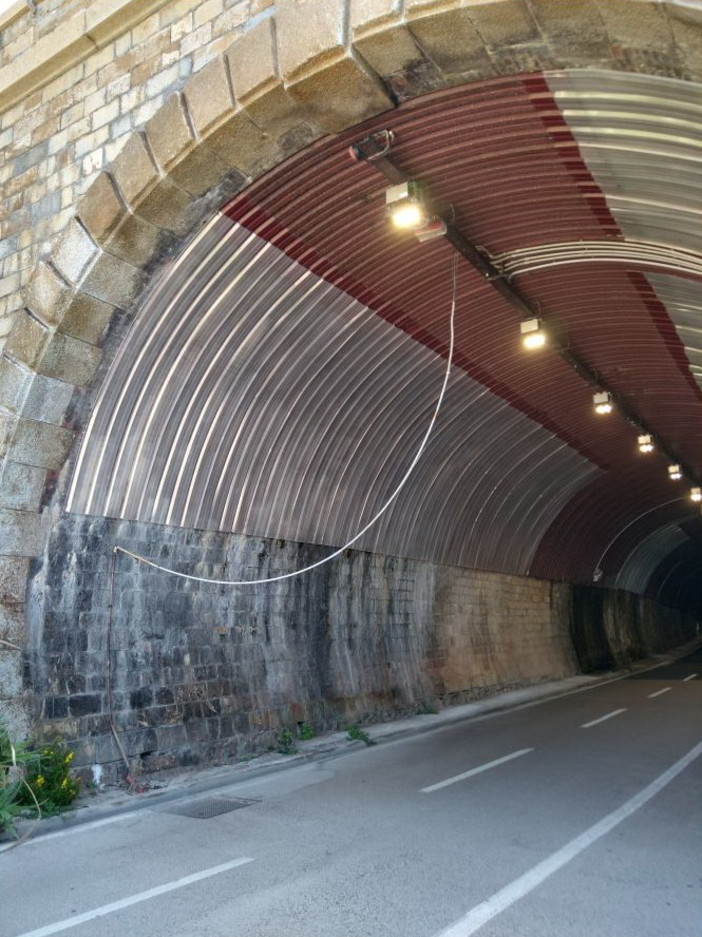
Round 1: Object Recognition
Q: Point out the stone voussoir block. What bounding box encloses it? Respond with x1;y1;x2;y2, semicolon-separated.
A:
145;92;197;173
23;262;73;330
76;171;129;246
79;250;148;310
3;311;51;371
0;355;31;416
59;290;117;347
6;417;74;471
406;1;496;76
51;218;100;287
183;55;236;138
36;331;103;387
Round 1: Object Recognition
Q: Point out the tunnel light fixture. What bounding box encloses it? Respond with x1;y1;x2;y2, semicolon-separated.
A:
386;181;427;231
691;487;702;503
637;434;654;453
668;464;682;481
520;317;547;350
593;391;612;415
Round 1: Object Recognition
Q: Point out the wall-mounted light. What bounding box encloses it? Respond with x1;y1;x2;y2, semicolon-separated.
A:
520;317;547;350
386;181;427;231
668;464;682;481
637;434;654;453
593;391;612;415
691;487;702;503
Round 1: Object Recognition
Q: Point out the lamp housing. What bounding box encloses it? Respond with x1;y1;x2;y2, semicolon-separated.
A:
668;464;682;481
593;391;612;415
691;487;702;503
637;434;654;453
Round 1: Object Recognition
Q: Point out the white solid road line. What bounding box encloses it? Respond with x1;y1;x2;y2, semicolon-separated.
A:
581;708;627;729
683;673;698;682
0;812;135;853
648;687;672;698
421;749;534;793
12;856;254;937
433;739;702;937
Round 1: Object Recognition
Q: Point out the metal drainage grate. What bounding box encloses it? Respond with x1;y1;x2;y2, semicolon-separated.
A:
160;797;259;819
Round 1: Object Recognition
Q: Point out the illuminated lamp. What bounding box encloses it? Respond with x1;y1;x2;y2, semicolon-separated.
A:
668;464;682;481
637;434;654;453
520;317;547;350
385;181;427;231
593;391;612;415
691;487;702;503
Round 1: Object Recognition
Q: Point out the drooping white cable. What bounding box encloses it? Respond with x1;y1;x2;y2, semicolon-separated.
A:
116;254;459;586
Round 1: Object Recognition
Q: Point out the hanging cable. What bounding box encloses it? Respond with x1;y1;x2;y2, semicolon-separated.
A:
115;253;460;586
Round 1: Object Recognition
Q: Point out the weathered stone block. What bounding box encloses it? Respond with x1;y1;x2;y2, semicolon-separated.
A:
0;507;48;556
462;0;538;47
23;373;75;425
287;54;394;134
129;178;194;237
664;0;702;81
3;312;50;370
6;418;73;470
79;251;147;309
198;109;277;177
408;4;495;76
145;92;196;172
0;651;22;697
76;172;128;244
37;332;102;386
110;132;161;208
227;17;279;103
23;263;73;329
353;20;429;77
276;0;346;81
68;694;102;717
528;0;609;59
183;56;235;136
104;212;179;270
0;554;30;600
51;219;100;287
596;0;673;48
0;355;31;415
59;291;117;346
165;145;238;198
0;460;48;512
0;602;26;647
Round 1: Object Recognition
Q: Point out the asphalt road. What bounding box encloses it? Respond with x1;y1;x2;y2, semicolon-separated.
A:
3;648;701;937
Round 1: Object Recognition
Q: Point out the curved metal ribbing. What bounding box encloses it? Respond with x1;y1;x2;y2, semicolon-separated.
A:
615;522;690;594
66;69;701;592
67;216;598;574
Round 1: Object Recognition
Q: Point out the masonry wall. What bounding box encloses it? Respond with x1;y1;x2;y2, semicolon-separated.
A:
23;512;695;783
0;0;262;348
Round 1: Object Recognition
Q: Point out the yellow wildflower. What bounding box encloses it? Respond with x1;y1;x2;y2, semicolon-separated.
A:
64;752;74;764
61;778;69;788
35;775;46;786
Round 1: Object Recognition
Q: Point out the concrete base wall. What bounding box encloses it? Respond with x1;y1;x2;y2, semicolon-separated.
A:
19;513;696;782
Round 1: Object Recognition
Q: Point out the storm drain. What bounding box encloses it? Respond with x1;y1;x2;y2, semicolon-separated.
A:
160;797;259;819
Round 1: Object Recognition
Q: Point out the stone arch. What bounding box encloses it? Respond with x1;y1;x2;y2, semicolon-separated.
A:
2;0;701;742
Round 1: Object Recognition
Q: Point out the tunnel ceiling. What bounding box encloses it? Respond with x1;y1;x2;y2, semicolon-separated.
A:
67;68;702;599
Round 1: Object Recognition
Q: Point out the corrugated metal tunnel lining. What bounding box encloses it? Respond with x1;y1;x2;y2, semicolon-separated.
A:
67;69;702;605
